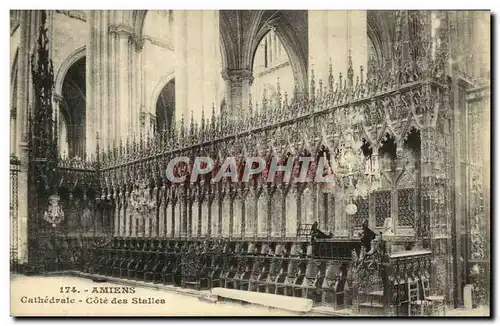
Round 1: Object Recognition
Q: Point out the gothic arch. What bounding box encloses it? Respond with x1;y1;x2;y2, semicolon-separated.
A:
134;10;175;43
219;10;308;91
218;13;237;72
154;74;176;133
246;11;308;91
150;72;175;111
60;56;86;158
367;11;395;65
11;48;18;150
54;46;86;96
11;48;18;96
133;10;148;39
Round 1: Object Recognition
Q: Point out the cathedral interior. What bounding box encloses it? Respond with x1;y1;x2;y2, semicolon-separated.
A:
9;10;490;316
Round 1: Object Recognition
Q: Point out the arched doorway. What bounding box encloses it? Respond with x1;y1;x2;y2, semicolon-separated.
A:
156;79;175;133
60;56;86;158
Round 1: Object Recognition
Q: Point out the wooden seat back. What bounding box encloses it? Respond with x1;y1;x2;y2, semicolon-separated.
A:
297;222;313;240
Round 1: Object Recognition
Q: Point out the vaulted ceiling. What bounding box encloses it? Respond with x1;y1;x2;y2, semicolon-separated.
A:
219;10;308;90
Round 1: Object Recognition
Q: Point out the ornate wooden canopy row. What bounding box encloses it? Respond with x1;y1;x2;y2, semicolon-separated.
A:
44;11;448;201
57;60;447;191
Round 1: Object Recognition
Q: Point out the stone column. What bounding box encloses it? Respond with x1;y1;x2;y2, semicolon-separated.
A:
130;39;137;136
202;10;221;114
52;92;66;157
131;38;143;137
136;43;145;136
474;11;490;80
109;14;118;143
174;10;188;124
10;107;17;156
186;11;204;120
15;10;40;264
96;11;103;145
117;27;131;140
101;11;109;150
420;87;455;304
221;69;253;120
85;11;96;155
86;10;118;154
140;46;149;136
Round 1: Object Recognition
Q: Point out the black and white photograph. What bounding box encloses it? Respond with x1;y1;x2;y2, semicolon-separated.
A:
8;9;491;317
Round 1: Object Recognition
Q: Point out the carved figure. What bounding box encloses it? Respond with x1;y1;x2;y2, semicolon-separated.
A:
43;195;64;227
129;180;156;220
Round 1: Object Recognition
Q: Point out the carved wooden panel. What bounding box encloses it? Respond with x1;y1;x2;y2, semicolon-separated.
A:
397;188;415;227
113;198;120;236
233;197;242;238
158;190;166;236
186;200;192;238
285;189;297;237
375;191;391;227
131;199;137;237
166;199;173;237
175;201;182;237
221;196;231;237
201;200;209;236
257;189;268;238
192;201;199;237
301;187;314;225
271;189;283;238
246;191;256;237
120;195;126;236
353;197;369;229
211;198;220;237
124;195;131;237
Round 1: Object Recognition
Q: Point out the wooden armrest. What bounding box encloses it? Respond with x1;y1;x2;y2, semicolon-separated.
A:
426;295;445;302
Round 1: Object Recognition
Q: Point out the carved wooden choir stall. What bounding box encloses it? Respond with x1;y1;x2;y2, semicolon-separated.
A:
20;10;490;316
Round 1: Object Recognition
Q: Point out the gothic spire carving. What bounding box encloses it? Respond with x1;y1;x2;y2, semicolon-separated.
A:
30;10;58;192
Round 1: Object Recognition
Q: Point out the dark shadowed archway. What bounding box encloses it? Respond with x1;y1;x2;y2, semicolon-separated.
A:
61;56;86;158
156;79;175;133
